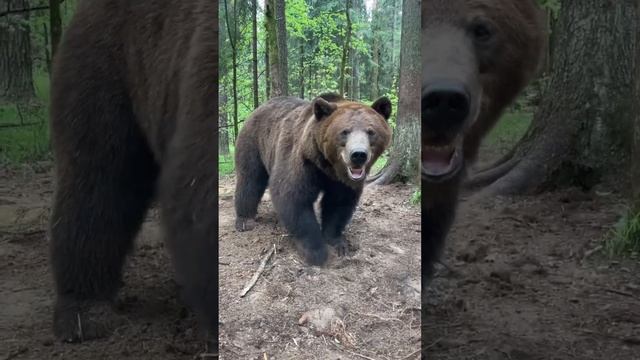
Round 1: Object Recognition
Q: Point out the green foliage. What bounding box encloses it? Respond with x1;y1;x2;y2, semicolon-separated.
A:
484;112;532;154
537;0;560;18
0;72;51;165
604;208;640;258
219;0;403;175
219;145;236;176
1;1;78;165
410;189;421;206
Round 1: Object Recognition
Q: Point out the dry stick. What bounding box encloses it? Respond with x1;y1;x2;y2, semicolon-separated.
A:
239;244;276;297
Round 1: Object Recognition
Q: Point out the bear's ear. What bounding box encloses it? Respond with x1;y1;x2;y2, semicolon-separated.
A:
371;97;392;121
313;97;337;121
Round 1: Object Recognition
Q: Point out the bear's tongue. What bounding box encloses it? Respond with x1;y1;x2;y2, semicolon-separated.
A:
422;146;456;176
349;167;364;179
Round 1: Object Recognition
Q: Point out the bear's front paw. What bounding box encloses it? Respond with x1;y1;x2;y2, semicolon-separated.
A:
326;236;350;257
299;243;329;266
235;217;256;232
53;298;126;343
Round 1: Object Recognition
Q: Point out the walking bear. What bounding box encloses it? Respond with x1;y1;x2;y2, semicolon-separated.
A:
235;94;392;265
421;0;545;284
48;0;218;350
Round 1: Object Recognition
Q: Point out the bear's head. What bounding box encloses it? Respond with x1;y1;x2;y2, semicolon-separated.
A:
421;0;545;182
309;94;392;186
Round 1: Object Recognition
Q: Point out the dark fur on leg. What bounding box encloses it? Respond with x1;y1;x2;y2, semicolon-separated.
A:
320;181;362;256
234;141;269;232
270;168;328;265
48;0;219;350
421;173;462;295
160;14;219;352
49;82;158;342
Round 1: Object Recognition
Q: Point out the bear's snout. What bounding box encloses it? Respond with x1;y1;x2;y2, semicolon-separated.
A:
350;149;368;167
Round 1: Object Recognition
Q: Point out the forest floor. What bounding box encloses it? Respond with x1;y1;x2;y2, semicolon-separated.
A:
1;115;639;359
217;177;422;359
0;166;422;360
424;135;640;359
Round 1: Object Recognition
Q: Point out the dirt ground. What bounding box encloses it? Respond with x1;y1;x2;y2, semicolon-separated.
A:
2;162;639;360
425;188;640;360
218;177;422;359
0;166;208;360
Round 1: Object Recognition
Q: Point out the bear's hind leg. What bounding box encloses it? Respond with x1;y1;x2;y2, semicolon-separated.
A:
50;93;158;342
320;183;361;256
234;140;269;232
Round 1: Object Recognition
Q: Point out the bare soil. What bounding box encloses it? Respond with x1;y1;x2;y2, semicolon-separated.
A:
2;164;639;360
218;176;422;359
425;189;640;360
0;166;207;360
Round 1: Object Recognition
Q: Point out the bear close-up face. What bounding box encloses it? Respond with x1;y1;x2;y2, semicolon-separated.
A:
421;0;543;182
314;97;392;185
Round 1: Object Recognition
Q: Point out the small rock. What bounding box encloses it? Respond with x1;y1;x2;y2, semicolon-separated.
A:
298;307;345;334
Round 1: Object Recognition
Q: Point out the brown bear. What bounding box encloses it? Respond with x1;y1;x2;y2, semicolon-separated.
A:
421;0;545;284
48;0;218;351
234;94;392;265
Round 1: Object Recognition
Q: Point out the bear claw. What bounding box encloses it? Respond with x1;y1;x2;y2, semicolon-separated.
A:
327;236;350;257
235;217;256;232
300;243;329;266
53;299;126;343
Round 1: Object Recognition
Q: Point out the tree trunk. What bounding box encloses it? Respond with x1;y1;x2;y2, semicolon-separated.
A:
223;0;239;140
42;22;51;76
351;0;360;99
632;0;640;209
351;49;359;100
275;0;287;95
339;0;352;96
49;0;61;60
265;30;270;99
252;0;259;109
472;0;638;196
373;0;420;185
219;92;230;156
370;37;379;100
266;0;287;97
299;40;305;98
0;0;35;103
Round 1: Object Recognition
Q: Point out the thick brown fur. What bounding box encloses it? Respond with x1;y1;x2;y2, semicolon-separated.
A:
421;0;545;286
48;0;218;350
235;94;392;265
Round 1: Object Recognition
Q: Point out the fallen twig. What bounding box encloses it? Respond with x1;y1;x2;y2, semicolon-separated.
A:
239;244;275;297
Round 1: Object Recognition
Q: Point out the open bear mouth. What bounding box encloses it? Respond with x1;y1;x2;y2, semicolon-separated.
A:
422;141;463;181
347;166;366;181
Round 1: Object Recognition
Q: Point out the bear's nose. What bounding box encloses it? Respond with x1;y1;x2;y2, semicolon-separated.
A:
350;150;368;166
422;81;470;134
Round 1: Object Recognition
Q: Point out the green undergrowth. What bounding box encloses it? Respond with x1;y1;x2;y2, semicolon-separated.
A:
604;208;640;258
483;112;532;152
0;72;51;165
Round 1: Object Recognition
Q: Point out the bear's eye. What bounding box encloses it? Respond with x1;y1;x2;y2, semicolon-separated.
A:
470;22;493;44
366;129;376;137
340;129;351;137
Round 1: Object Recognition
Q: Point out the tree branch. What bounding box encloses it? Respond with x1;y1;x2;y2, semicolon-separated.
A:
1;0;65;18
0;5;49;17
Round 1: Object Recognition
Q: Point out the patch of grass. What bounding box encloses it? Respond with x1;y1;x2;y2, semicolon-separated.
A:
410;189;421;205
603;208;640;258
483;112;532;153
0;72;51;165
371;153;388;173
219;144;236;176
